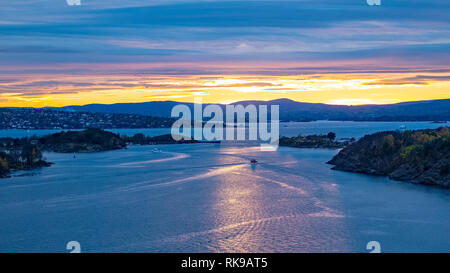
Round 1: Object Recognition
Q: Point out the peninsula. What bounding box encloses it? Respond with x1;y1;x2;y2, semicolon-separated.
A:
328;127;450;188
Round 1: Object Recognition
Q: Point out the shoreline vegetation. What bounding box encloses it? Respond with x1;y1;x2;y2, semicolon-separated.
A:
0;128;216;178
0;142;52;178
279;132;354;149
328;127;450;188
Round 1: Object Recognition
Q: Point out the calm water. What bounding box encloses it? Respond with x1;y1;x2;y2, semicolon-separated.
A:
0;121;444;139
0;122;449;253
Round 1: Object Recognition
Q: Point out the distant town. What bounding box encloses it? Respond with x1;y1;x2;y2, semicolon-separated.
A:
0;108;174;130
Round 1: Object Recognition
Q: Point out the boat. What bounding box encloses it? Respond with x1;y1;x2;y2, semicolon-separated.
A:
250;159;258;164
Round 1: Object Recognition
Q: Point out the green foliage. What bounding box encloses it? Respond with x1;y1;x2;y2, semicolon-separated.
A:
279;132;344;148
400;145;418;159
130;133;146;144
0;138;46;176
333;127;450;177
39;128;126;152
382;134;396;153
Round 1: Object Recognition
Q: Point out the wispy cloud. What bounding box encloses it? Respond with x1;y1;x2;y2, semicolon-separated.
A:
364;75;450;85
0;1;449;106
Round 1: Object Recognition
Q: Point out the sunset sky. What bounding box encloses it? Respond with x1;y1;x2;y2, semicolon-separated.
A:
0;0;449;107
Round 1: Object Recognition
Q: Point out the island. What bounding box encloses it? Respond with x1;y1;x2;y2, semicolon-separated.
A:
121;133;214;145
39;128;126;153
38;128;214;153
279;132;353;149
328;127;450;188
0;128;215;178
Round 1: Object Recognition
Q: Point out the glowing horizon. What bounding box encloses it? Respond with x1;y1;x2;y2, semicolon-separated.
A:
1;71;449;107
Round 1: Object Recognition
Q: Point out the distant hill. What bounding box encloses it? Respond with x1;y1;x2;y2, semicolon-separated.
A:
55;101;181;118
53;99;450;122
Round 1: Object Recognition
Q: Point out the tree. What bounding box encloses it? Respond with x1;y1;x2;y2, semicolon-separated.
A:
0;156;9;176
327;132;336;141
132;133;146;144
21;143;34;164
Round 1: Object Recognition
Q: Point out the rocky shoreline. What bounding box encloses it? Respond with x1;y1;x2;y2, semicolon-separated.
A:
0;140;53;178
328;127;450;188
0;160;53;178
2;127;449;188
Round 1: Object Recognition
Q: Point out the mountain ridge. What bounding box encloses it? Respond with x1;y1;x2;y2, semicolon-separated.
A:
44;98;450;122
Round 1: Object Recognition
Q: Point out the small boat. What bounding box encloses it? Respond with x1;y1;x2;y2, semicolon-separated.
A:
250;159;258;164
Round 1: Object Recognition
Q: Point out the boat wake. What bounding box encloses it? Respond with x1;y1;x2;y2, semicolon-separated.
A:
116;152;190;167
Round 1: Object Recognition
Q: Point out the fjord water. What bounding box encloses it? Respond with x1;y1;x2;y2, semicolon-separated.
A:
0;120;443;139
0;122;449;252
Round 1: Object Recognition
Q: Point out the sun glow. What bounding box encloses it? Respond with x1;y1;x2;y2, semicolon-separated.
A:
0;73;449;107
327;99;380;106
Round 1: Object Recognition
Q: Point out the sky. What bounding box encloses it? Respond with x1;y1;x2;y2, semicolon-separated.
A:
0;0;449;107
